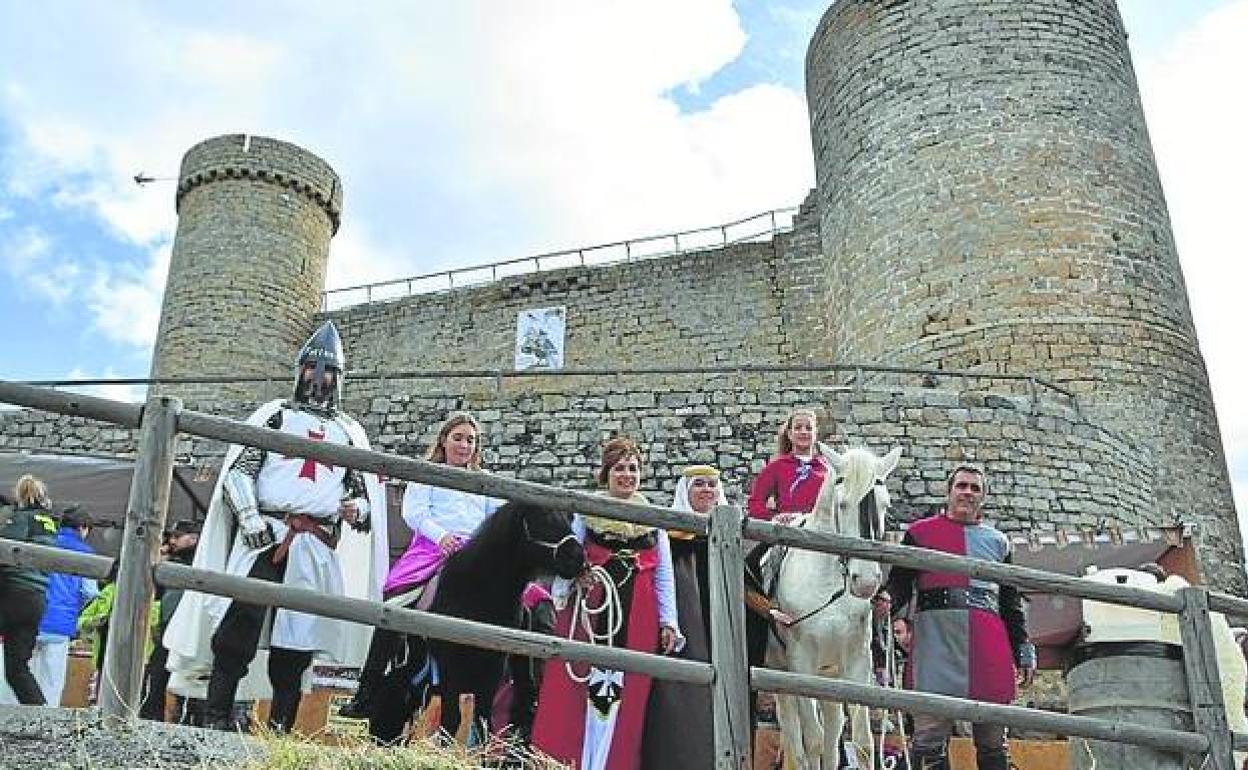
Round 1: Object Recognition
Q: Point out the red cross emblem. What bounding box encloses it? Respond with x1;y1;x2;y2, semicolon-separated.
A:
298;429;336;481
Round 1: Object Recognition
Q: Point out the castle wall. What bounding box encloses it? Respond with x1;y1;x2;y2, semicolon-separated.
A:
805;0;1242;589
325;202;824;373
0;377;1158;540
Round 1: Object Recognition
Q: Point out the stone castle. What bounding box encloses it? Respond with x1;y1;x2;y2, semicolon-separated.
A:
3;1;1242;591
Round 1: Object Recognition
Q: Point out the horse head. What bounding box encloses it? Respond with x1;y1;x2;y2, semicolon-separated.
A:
517;504;586;579
816;444;901;599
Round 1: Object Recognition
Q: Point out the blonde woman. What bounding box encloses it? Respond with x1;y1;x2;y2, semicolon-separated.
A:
746;408;829;523
0;475;58;704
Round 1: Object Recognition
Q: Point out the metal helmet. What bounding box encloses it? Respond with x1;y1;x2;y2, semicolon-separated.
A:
293;321;345;409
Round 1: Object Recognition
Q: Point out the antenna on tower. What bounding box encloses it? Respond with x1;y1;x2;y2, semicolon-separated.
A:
133;172;176;186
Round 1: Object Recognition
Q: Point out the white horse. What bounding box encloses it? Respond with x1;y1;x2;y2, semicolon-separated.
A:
767;444;901;770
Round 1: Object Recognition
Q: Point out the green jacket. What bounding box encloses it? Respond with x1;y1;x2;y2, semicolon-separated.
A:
0;503;58;593
77;583;161;667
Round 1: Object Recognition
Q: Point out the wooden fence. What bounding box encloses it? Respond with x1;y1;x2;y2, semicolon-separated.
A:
1;381;1246;769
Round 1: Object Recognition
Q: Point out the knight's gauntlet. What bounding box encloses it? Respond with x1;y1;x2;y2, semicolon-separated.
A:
223;469;273;549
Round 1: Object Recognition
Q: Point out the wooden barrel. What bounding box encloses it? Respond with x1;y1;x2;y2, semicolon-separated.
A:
1066;642;1194;770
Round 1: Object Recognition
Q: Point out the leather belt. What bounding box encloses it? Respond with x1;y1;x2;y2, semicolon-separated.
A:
271;513;340;565
917;586;999;614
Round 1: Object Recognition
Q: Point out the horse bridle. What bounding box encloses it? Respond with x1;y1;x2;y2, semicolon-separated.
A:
787;478;885;628
520;516;580;560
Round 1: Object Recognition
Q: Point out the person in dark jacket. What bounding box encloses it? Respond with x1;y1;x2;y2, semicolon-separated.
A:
31;506;98;706
0;474;59;704
140;520;200;721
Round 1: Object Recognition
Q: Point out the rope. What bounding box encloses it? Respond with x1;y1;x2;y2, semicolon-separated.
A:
564;565;624;683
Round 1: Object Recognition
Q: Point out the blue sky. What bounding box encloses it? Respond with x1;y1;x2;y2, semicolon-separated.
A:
0;1;1245;522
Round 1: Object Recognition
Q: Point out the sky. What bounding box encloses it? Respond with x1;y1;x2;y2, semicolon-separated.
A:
0;1;1244;523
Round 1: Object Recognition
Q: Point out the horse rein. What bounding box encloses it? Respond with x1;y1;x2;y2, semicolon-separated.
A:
786;479;885;629
516;516;620;682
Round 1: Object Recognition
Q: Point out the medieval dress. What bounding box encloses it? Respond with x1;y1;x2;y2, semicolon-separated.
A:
531;492;680;770
163;399;387;701
346;481;503;718
382;482;503;597
639;474;718;768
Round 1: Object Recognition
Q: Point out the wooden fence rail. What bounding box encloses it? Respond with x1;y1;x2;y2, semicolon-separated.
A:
2;536;1239;758
0;377;1242;769
152;561;713;685
0;537;114;580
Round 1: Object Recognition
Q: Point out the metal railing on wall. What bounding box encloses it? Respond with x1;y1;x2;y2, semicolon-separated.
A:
16;360;1079;406
1;379;1234;769
319;207;800;311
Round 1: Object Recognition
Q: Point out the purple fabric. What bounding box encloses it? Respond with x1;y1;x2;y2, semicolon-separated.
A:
382;535;446;595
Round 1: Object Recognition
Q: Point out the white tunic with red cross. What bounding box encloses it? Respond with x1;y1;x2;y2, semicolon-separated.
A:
255;408;353;518
212;405;362;656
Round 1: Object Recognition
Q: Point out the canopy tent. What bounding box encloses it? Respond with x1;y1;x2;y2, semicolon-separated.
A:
0;450;216;558
889;522;1198;668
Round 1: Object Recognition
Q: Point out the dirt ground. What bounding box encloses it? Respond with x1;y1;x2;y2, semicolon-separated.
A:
0;705;255;769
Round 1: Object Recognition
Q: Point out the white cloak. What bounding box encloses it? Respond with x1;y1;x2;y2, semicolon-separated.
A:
163;399;388;700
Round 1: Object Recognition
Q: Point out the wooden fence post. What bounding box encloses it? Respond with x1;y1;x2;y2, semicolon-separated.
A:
100;395;180;723
708;504;751;769
1177;586;1235;770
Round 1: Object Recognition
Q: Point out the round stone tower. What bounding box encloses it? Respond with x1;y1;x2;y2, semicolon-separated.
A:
806;0;1242;589
149;134;342;405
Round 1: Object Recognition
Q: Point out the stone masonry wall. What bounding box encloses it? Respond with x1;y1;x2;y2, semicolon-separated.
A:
0;376;1159;541
148;135;342;403
328;244;787;374
805;0;1241;589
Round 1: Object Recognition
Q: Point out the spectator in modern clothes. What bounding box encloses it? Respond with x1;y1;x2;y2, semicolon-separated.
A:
0;475;59;704
140;520;200;721
31;506;98;706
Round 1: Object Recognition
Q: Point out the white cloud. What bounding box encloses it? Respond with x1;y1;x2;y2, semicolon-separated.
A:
84;244;170;349
1129;0;1248;519
0;1;803;289
0;224;81;305
64;367;147;404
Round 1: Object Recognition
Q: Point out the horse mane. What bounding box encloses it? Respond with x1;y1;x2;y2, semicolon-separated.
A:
445;501;521;571
838;446;878;509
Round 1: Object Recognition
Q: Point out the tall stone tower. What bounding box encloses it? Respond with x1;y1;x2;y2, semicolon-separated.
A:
149;134;341;404
806;0;1242;589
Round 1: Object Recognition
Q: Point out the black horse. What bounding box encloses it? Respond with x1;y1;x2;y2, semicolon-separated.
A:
367;501;585;745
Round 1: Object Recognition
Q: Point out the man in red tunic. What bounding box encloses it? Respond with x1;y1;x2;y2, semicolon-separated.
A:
885;466;1036;770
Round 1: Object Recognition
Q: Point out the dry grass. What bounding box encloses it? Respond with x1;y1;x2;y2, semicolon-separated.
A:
238;729;568;770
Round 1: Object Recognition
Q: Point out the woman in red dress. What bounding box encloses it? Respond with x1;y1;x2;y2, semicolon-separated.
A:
531;436;681;770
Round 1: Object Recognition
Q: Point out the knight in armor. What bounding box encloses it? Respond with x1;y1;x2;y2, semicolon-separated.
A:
163;321;388;733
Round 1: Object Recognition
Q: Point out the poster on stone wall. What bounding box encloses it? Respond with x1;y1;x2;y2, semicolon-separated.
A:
515;306;566;370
